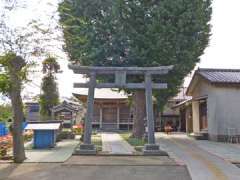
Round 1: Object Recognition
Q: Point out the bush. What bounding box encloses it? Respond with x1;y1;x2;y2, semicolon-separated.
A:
72;125;83;135
120;132;146;152
0;135;12;159
57;131;75;141
0;143;8;157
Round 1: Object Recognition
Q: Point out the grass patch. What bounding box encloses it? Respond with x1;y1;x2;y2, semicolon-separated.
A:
62;128;72;132
91;134;102;152
120;132;146;152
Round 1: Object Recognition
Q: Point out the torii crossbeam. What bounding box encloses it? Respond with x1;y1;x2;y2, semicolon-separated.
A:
69;65;173;155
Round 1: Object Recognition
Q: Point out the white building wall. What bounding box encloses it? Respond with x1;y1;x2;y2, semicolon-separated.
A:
191;80;212;134
205;90;219;140
191;79;240;141
211;86;240;138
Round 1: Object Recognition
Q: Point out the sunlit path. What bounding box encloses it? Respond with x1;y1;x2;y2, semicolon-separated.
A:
101;132;136;154
156;133;240;180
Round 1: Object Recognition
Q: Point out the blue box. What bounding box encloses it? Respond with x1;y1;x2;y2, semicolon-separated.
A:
33;130;56;149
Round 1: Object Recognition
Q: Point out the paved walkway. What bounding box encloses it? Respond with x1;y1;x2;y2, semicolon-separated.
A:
0;156;191;180
24;139;79;163
196;140;240;163
101;132;136;154
65;155;175;165
156;133;240;180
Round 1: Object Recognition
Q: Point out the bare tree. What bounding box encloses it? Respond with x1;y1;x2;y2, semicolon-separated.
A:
0;0;64;162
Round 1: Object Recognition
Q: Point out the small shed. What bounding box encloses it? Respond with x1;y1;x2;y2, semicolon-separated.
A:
25;121;61;149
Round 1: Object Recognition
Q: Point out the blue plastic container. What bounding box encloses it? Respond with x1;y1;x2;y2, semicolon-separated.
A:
33;130;56;149
0;122;8;136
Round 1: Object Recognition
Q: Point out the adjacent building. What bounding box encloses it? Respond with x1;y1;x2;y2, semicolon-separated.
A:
175;68;240;141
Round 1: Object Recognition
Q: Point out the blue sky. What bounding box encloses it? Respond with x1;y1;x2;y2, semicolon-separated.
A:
1;0;240;101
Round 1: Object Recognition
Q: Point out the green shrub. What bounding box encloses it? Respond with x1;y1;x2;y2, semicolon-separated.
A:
72;125;83;135
57;131;75;140
0;145;7;157
23;132;33;142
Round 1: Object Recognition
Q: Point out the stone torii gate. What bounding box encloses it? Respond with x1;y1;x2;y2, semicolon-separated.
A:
69;65;173;155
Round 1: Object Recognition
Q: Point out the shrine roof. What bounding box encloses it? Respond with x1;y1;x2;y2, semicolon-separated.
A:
73;88;128;100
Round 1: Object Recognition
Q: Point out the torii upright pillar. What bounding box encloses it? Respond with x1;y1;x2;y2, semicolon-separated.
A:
76;72;97;154
143;73;167;155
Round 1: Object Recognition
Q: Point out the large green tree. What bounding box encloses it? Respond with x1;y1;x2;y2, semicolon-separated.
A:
39;56;60;119
59;0;212;137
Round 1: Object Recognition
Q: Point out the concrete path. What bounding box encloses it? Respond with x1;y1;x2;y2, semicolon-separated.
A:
24;139;79;163
0;156;191;180
65;155;176;165
101;132;136;154
196;140;240;163
156;133;240;180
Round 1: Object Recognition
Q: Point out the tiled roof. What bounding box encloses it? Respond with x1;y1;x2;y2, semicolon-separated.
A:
186;68;240;95
52;101;78;111
198;68;240;84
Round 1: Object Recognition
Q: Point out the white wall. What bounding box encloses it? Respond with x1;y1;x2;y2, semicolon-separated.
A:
191;80;213;134
211;86;240;136
192;80;240;140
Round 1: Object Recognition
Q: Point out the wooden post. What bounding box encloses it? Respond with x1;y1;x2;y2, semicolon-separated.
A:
145;73;155;144
83;72;96;144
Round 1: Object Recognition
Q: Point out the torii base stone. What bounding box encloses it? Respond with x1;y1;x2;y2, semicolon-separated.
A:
143;144;168;156
74;144;97;155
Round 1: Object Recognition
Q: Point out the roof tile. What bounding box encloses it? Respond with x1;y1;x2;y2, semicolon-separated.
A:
198;68;240;83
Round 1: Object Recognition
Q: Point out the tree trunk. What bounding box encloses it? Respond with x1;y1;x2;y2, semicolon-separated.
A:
132;90;146;138
9;57;26;163
10;89;26;162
